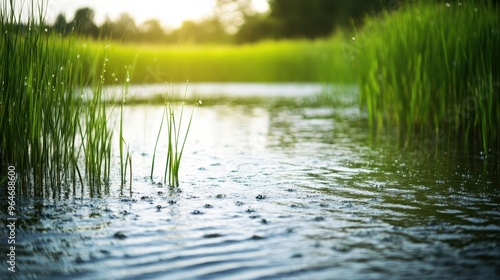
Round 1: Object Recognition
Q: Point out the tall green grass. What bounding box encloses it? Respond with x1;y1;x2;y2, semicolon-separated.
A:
151;84;197;187
354;0;499;152
1;2;112;198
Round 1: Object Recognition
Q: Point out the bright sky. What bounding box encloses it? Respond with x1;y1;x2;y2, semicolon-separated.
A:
34;0;269;29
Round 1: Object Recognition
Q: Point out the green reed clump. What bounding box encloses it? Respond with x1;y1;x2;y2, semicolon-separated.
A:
151;84;197;187
79;51;113;195
0;2;112;198
354;0;499;152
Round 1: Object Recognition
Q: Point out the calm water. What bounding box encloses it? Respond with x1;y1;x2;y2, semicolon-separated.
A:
2;84;499;279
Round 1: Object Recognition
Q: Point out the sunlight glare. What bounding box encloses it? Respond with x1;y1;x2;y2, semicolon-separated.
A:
39;0;268;28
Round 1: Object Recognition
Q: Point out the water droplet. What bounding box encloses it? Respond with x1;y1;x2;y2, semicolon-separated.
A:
76;54;80;59
351;37;356;41
198;100;202;105
445;3;450;7
126;77;130;82
44;28;48;32
458;2;462;7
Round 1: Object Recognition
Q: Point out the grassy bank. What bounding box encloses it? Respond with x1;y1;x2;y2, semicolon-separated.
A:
100;38;354;84
353;0;499;152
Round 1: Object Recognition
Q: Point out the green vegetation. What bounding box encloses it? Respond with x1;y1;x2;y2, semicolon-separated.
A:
119;84;133;195
53;0;389;44
151;85;197;187
0;3;112;198
100;38;353;84
354;0;499;152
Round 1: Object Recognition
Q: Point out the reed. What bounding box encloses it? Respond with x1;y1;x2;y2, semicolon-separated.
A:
118;67;134;194
354;0;499;152
0;1;112;198
151;84;197;187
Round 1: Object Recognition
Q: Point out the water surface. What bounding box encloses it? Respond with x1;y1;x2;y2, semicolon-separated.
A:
2;84;499;279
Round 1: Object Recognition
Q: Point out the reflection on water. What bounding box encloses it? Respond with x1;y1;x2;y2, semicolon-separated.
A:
104;82;336;100
1;90;499;279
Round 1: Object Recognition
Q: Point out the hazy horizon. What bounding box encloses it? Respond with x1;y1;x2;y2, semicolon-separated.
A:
12;0;269;29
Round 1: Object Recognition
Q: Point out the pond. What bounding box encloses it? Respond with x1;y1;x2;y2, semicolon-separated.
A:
2;83;499;279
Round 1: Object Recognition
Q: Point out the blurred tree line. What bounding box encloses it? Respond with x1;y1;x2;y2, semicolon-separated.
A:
53;0;391;44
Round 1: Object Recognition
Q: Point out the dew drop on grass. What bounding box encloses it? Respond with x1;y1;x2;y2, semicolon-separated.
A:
352;37;356;41
446;3;450;8
44;28;48;32
76;54;80;59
